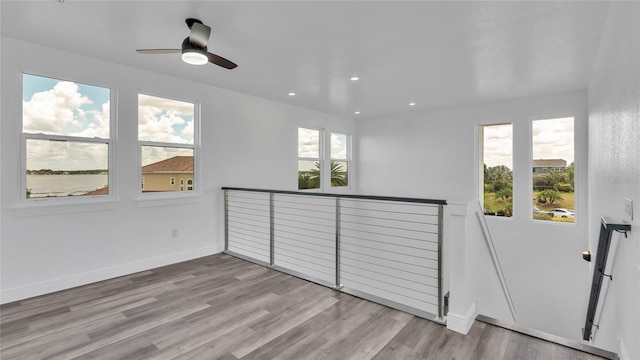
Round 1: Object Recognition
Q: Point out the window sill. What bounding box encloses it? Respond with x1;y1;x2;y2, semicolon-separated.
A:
134;192;202;208
13;198;120;217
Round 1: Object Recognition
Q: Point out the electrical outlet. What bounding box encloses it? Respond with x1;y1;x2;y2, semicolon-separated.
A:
171;228;178;238
624;198;633;220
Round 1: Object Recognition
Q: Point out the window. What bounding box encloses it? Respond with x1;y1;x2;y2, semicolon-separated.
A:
330;132;350;187
479;124;513;217
138;94;196;194
22;73;111;200
532;117;575;223
298;127;321;190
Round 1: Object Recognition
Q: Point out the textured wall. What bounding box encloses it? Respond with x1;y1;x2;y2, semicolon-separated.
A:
587;2;640;359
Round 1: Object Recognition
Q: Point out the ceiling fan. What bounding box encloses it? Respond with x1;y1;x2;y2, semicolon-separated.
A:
137;18;237;69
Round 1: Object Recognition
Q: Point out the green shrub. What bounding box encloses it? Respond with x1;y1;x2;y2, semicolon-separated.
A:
556;183;574;192
493;179;511;193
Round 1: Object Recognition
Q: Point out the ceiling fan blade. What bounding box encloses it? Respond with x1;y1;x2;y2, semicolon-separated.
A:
207;52;237;69
137;49;181;54
189;22;211;48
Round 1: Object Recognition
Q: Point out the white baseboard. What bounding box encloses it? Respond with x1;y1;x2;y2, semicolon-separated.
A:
0;245;222;304
447;300;478;335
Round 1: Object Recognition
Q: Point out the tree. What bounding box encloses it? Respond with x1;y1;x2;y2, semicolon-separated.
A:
307;163;321;189
537;189;562;205
329;161;348;186
566;162;575;186
484;164;512;184
536;170;568;191
495;188;512;202
304;161;347;188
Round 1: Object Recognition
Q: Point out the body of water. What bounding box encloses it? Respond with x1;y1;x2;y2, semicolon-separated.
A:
27;174;108;198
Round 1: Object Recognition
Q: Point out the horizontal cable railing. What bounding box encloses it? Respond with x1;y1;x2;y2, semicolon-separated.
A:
223;187;447;321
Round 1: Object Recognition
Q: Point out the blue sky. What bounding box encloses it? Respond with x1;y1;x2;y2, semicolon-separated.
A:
23;73;110;138
23;74;111;170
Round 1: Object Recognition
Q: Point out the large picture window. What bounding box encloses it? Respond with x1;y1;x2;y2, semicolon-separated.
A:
298;127;321;190
330;132;350;188
22;73;111;199
138;94;196;194
532;117;575;223
479;123;513;217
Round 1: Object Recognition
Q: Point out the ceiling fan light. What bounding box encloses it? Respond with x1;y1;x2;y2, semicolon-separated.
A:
182;49;208;65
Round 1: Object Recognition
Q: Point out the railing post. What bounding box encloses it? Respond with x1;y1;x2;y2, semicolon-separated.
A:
335;197;342;289
224;189;229;252
270;192;275;267
437;204;444;319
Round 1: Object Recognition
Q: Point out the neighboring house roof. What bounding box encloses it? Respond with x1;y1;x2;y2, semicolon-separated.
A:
142;156;194;173
532;159;567;168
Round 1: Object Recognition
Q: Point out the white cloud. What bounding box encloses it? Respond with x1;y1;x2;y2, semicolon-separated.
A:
298;128;320;158
483;124;513;168
72;101;110;138
26;139;108;171
138;94;194;115
23;81;93;135
138;94;194;144
533;117;574;164
23;79;111;170
331;133;348;159
483;118;575;168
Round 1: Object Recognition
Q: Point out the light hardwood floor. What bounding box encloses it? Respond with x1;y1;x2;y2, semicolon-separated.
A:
1;254;608;360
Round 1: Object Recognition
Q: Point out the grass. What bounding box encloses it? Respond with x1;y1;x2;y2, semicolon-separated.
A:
484;190;575;223
483;192;510;214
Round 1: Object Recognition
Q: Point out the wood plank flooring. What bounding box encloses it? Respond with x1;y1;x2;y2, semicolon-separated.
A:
1;254;608;360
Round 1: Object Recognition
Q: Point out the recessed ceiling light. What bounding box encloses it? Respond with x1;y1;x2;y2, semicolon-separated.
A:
354;111;360;115
409;102;416;106
288;92;296;96
349;76;360;81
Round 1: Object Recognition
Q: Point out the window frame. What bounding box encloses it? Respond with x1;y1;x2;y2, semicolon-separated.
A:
329;131;352;190
20;72;116;204
477;113;580;226
297;126;324;191
477;122;514;219
137;93;200;199
530;116;577;225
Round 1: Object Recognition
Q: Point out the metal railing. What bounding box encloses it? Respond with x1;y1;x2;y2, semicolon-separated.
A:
222;187;447;321
583;217;631;341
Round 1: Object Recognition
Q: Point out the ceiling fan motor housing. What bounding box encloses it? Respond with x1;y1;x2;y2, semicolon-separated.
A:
181;37;208;65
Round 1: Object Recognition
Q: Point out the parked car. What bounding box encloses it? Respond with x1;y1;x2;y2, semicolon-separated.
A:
533;206;554;217
549;208;575;218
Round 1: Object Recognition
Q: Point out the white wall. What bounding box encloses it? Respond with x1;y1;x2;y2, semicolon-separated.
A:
587;2;640;359
357;91;591;342
0;37;355;303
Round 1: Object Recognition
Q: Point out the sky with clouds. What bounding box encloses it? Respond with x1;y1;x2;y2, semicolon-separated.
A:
484;117;574;169
138;94;194;145
23;74;110;170
22;75;196;170
298;128;348;171
298;128;348;159
532;117;574;165
138;94;194;166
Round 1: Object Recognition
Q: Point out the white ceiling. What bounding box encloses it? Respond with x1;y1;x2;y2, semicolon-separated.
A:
1;1;611;120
